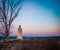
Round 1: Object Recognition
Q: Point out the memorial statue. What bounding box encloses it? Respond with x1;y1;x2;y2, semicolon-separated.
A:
17;25;23;39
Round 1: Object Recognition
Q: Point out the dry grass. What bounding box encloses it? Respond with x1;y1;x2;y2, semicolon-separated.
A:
0;38;60;50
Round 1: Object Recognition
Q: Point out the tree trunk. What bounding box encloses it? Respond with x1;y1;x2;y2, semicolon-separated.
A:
5;25;10;40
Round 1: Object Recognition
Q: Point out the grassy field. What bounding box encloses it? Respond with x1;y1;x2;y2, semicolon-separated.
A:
0;38;60;50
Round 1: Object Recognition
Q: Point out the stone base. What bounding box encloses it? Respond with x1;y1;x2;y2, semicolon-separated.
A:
16;37;23;40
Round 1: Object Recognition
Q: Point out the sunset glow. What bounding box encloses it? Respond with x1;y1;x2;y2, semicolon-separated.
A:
12;0;60;36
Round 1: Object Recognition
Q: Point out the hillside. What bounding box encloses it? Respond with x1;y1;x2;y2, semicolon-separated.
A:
0;37;60;50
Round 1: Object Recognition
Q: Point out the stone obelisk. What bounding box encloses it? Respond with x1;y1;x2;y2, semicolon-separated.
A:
17;25;23;39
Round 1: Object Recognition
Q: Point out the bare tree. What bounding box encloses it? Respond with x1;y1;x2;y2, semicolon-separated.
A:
0;0;21;39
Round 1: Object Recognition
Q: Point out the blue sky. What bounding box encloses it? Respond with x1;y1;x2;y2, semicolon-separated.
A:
12;0;60;36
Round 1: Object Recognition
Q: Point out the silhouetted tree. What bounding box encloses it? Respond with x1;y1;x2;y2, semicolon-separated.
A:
0;0;21;40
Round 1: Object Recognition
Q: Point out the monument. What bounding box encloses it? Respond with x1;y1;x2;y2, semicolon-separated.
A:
17;25;23;39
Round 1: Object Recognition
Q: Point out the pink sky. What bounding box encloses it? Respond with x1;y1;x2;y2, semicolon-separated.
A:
10;0;60;36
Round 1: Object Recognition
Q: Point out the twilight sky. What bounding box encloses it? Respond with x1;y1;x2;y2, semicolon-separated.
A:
12;0;60;36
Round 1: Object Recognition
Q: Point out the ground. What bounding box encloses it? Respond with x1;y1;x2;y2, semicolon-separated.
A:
0;38;60;50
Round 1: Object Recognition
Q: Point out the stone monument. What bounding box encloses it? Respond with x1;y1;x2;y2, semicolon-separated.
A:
17;25;23;39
